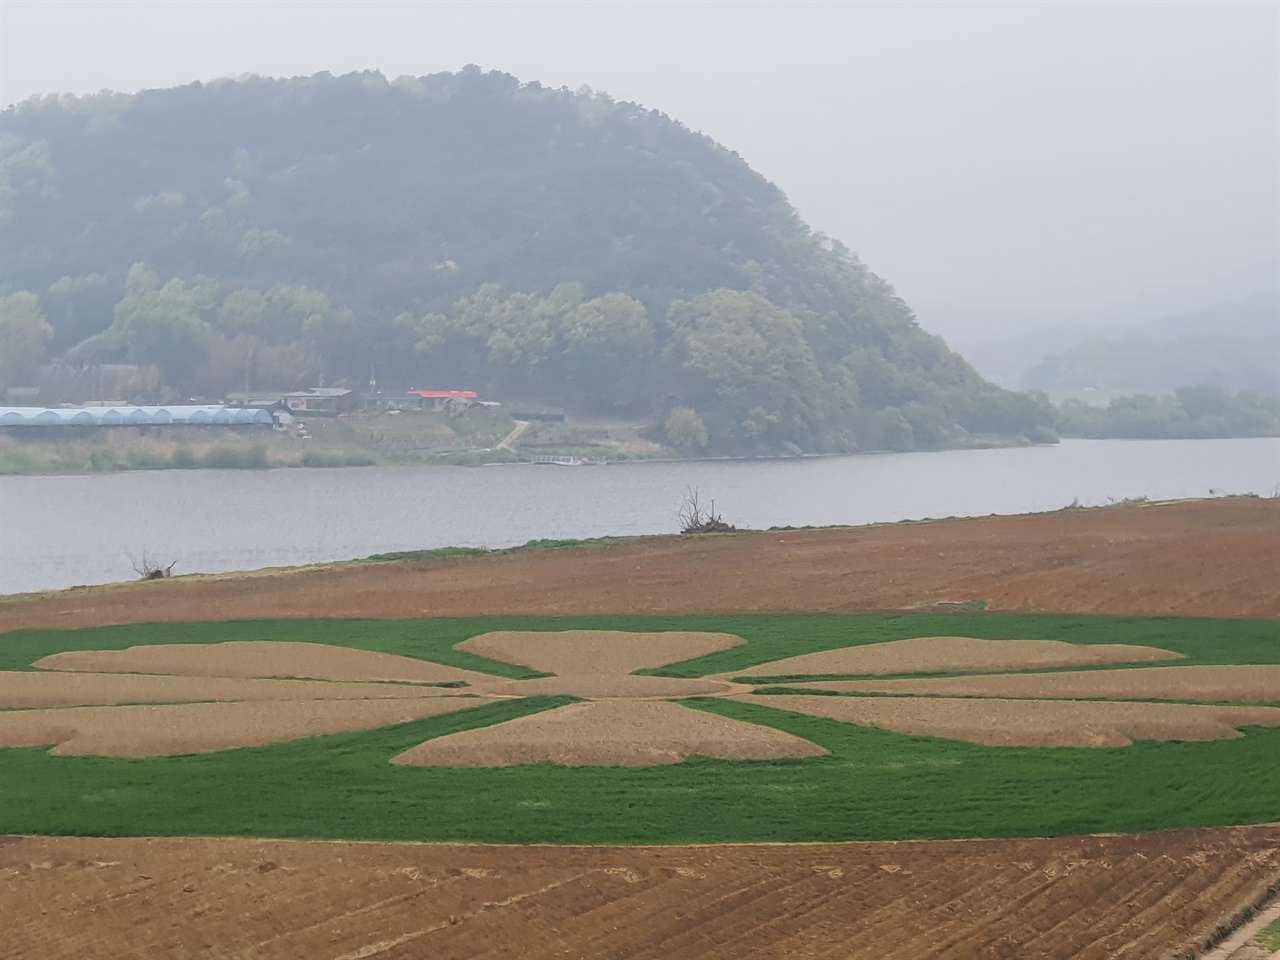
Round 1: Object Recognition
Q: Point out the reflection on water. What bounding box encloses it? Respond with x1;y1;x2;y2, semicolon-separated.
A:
1;438;1276;595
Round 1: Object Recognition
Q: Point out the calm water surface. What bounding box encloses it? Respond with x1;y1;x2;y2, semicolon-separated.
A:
2;438;1276;595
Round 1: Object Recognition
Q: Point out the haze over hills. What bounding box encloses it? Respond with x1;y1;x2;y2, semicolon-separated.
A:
0;68;1056;455
920;261;1280;395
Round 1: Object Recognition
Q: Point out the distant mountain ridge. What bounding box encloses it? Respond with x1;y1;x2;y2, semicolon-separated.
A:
1021;290;1280;397
920;262;1280;393
0;68;1054;453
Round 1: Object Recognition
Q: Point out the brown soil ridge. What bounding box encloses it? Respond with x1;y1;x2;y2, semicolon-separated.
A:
0;697;485;756
34;640;498;685
727;635;1181;679
4;827;1276;960
392;700;828;767
743;694;1280;747
790;664;1280;703
0;670;469;709
4;498;1276;632
456;630;745;675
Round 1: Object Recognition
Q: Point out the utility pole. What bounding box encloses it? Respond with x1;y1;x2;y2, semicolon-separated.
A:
244;342;256;394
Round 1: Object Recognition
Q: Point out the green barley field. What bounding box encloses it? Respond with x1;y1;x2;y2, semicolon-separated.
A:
1;613;1277;844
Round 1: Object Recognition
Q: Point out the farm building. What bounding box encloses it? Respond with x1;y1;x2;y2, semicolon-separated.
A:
0;406;273;428
283;388;359;415
409;390;479;413
225;391;290;410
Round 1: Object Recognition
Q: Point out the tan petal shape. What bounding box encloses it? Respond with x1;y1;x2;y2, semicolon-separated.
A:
0;670;472;708
743;694;1280;747
729;637;1181;679
0;697;486;756
392;700;828;767
780;664;1280;703
34;641;497;685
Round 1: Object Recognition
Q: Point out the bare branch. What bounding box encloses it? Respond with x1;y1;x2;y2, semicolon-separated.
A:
130;549;176;580
678;486;736;534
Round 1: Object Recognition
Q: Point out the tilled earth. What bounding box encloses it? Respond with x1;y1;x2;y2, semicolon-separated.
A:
2;498;1279;958
2;497;1276;632
3;828;1277;960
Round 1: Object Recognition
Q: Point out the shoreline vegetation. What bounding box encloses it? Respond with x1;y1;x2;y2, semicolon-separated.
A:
0;409;1048;476
3;385;1273;477
1;419;1273;477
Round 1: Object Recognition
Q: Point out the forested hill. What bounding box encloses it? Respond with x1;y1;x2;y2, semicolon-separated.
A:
0;67;1055;454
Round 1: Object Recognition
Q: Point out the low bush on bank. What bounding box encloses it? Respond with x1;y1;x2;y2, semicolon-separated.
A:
202;444;269;469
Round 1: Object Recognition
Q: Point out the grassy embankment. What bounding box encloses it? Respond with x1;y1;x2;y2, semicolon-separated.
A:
0;411;667;474
1;612;1278;844
1258;916;1280;951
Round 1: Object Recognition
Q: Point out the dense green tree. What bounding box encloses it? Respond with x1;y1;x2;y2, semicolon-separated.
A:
664;405;709;453
217;284;330;343
664;289;828;450
0;291;53;389
0;135;55;230
108;263;214;392
878;407;915;452
562;292;653;408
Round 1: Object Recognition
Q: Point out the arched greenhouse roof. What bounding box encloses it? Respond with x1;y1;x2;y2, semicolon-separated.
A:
0;406;273;427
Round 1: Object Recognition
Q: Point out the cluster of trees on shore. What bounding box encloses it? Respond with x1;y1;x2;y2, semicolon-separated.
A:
1;268;1058;454
1056;387;1279;439
1;68;1059;453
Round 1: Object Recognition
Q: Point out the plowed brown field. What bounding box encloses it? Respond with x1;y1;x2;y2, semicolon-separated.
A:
4;828;1278;960
3;498;1279;958
2;497;1277;632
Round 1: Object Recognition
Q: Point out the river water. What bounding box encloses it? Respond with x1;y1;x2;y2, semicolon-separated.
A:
1;438;1276;596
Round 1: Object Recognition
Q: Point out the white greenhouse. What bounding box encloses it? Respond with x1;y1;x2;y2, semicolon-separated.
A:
0;406;274;428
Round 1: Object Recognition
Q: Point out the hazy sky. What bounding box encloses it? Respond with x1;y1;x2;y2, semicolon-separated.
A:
1;1;1277;321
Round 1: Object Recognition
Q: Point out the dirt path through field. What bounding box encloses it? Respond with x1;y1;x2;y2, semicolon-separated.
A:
1208;900;1280;960
495;418;529;450
3;498;1276;632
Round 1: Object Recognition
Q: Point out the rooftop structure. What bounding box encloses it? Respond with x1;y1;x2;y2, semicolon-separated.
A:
0;406;273;427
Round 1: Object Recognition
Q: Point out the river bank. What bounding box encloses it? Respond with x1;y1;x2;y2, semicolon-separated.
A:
0;412;1050;476
0;410;673;475
2;437;1276;596
3;495;1275;627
